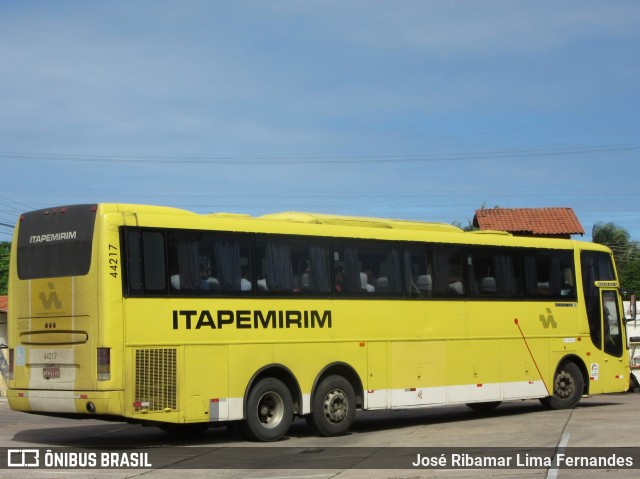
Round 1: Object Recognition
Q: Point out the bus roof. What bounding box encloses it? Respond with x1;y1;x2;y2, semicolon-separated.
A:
105;204;462;233
99;204;606;251
257;211;463;233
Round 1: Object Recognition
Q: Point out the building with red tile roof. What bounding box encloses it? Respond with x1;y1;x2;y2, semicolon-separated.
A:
473;207;584;239
0;296;7;313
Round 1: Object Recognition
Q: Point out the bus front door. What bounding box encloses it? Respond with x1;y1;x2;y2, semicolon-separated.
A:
594;289;628;393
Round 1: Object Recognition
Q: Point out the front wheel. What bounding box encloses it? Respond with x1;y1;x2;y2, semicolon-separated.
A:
243;378;293;441
307;375;356;436
540;362;584;410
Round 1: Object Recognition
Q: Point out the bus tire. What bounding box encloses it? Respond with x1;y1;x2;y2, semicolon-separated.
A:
540;362;584;410
243;378;293;442
308;375;356;436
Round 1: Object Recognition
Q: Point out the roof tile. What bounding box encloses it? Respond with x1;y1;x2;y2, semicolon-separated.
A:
473;207;584;236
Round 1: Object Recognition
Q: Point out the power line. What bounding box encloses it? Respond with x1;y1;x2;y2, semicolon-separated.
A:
0;142;638;165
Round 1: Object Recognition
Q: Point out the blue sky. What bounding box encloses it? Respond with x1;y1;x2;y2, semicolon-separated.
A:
1;1;639;243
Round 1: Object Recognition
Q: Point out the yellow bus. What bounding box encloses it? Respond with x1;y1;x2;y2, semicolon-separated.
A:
7;204;631;441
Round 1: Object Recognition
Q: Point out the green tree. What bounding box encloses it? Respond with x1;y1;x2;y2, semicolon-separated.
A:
0;242;9;295
620;257;640;298
592;222;630;249
592;222;640;297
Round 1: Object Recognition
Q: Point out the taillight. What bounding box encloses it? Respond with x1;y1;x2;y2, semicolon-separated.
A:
8;349;14;380
97;348;110;381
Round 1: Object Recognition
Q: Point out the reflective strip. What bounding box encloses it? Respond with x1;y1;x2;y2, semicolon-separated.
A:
365;380;547;409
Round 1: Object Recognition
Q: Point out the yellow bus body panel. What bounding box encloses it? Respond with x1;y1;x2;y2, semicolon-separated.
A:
7;204;629;426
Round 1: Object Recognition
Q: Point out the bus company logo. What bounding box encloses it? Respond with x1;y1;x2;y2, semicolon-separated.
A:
172;308;332;330
29;231;77;244
39;282;62;310
539;308;557;328
7;449;39;468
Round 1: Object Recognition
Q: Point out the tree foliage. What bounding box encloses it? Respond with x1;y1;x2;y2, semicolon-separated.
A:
592;222;640;297
0;242;9;295
592;222;630;249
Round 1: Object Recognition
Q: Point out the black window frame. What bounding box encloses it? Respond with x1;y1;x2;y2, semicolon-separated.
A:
524;249;577;301
254;234;332;297
466;246;524;299
165;229;254;297
120;226;578;303
123;228;169;296
332;238;404;298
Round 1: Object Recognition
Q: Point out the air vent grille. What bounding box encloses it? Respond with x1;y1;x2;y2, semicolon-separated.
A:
134;348;177;412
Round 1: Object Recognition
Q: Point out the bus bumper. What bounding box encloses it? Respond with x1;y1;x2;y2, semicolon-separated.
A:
7;389;124;417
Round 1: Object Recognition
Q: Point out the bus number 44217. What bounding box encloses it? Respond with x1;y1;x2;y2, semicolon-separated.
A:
108;244;118;278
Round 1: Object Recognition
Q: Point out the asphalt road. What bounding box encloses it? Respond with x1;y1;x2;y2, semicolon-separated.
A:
0;392;639;479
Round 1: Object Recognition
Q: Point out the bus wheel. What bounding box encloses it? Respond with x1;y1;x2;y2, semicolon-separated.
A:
540;362;584;410
243;378;293;442
308;375;356;436
466;401;501;412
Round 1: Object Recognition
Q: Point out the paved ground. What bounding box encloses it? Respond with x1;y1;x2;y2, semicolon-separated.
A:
0;392;639;478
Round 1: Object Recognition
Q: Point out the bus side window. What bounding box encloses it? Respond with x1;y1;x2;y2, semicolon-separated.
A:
333;245;359;293
428;246;465;298
168;232;203;292
126;230;143;294
334;241;402;296
467;248;521;298
142;231;166;293
256;237;330;294
255;239;294;292
525;250;575;300
207;235;252;292
125;229;166;295
603;290;623;357
292;243;331;293
403;246;430;298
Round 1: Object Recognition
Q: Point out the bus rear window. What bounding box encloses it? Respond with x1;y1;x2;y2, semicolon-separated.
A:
17;204;97;279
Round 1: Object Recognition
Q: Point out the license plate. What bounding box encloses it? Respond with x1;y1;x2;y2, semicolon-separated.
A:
43;367;60;379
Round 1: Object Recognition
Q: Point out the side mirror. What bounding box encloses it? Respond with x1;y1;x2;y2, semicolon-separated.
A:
630;294;637;322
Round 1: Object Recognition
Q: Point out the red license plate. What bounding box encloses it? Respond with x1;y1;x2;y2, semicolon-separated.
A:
43;367;60;379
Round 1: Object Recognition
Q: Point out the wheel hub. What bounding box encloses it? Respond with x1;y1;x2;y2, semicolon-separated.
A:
323;389;348;423
555;370;575;399
257;392;284;428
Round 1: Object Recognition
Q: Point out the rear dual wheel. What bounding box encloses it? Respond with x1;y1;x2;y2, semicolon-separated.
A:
243;378;293;442
307;375;356;436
